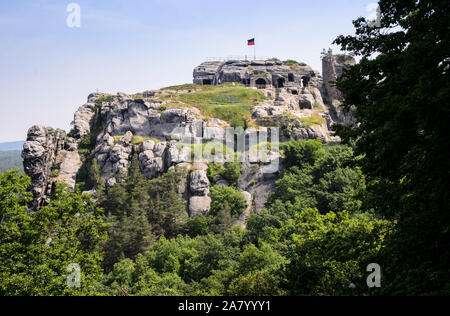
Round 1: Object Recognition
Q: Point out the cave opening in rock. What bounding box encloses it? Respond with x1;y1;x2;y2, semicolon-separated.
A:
288;73;295;82
202;79;212;85
255;78;267;89
277;78;285;88
301;76;310;87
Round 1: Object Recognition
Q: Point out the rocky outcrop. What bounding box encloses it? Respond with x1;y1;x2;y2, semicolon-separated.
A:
98;131;134;181
73;103;96;138
322;53;356;124
237;191;253;228
57;150;82;190
139;141;167;181
22;126;66;209
190;170;210;196
188;196;211;217
21;56;354;221
188;170;211;217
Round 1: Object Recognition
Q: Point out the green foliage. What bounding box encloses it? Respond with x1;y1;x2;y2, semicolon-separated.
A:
274;141;363;214
187;215;210;237
283;138;326;169
94;95;114;111
0;151;22;174
97;158;188;271
50;162;60;178
0;171;107;296
78;133;97;156
207;162;242;187
245;139;390;296
206;162;225;181
333;0;450;295
210;186;248;218
282;209;392;296
100;228;287;296
220;162;242;186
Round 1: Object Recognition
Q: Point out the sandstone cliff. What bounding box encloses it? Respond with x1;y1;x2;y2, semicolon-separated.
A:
22;55;353;226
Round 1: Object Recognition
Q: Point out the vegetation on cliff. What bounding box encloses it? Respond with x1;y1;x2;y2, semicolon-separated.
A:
158;83;268;128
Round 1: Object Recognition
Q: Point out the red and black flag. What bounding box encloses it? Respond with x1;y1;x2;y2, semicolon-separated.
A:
248;38;255;46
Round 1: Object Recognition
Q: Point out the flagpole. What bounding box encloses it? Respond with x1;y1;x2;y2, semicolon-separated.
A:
254;35;256;60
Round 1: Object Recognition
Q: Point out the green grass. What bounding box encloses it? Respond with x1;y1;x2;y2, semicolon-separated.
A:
313;101;325;111
113;136;162;145
161;84;203;91
300;113;326;128
283;59;300;69
158;84;268;128
132;137;161;145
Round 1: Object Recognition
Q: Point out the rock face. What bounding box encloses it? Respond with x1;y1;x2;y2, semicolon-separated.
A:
189;196;211;217
21;56;354;224
188;170;211;217
22;126;66;209
190;170;210;196
237;191;253;228
322;53;356;124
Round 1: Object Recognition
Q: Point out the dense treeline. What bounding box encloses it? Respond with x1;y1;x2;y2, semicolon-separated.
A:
0;140;391;296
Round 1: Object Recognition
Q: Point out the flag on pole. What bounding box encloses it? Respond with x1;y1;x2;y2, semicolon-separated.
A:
248;38;255;46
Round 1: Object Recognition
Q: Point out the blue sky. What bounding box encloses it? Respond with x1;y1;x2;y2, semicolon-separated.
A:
0;0;376;142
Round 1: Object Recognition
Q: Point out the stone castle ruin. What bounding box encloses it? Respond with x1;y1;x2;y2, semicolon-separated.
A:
193;54;355;122
193;59;321;93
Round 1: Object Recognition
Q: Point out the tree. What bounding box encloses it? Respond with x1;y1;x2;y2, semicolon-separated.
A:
210;185;248;218
221;162;242;187
99;161;188;271
210;202;233;234
0;170;107;296
283;139;325;169
282;209;391;296
333;0;450;294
